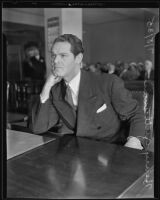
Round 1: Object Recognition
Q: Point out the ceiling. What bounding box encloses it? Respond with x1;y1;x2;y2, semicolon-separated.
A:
83;8;159;24
2;8;159;37
4;8;159;24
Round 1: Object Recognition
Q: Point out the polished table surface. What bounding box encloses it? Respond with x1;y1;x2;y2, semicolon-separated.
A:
7;133;154;199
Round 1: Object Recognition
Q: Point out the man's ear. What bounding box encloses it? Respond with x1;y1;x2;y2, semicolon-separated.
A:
75;53;83;64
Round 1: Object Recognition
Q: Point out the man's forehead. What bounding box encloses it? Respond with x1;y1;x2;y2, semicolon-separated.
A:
52;41;72;53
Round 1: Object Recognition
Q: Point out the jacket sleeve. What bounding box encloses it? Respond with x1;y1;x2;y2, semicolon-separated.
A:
29;93;59;134
109;75;145;138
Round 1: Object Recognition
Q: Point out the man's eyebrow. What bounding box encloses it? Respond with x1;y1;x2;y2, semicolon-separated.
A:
51;52;70;55
59;52;69;55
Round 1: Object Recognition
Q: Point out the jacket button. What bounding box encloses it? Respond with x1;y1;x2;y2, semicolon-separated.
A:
97;126;101;130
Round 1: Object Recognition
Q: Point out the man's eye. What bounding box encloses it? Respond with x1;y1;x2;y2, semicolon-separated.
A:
51;54;56;59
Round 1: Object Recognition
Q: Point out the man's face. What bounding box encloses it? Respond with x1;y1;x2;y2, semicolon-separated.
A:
51;42;81;81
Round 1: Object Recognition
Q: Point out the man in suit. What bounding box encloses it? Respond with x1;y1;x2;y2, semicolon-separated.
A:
30;34;145;150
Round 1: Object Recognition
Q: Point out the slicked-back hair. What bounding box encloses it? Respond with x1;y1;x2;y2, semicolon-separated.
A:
52;34;84;56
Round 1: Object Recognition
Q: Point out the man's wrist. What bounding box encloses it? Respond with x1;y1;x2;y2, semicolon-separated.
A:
40;94;48;103
40;82;53;103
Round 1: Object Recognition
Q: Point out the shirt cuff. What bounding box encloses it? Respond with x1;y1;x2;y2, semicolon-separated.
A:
40;94;48;103
124;136;143;150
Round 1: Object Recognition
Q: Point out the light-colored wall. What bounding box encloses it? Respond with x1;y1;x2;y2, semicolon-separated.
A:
61;8;82;40
44;8;61;77
84;19;145;64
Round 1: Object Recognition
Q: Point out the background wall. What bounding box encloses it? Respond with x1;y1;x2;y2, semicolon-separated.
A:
83;19;145;64
83;23;92;64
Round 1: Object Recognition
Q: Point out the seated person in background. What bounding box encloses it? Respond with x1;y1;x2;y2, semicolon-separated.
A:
119;62;129;78
101;62;109;73
82;62;89;71
88;63;101;74
144;60;154;80
107;63;116;74
22;41;46;81
88;64;97;72
120;62;140;81
137;62;145;80
114;60;125;76
95;62;103;73
29;34;145;150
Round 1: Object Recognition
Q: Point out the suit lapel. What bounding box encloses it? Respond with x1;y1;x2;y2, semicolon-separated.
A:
76;70;98;131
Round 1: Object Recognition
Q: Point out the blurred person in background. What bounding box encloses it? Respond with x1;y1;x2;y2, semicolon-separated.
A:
114;60;125;76
120;62;140;81
101;62;109;73
22;41;46;81
137;62;145;80
107;63;116;74
119;62;129;78
144;60;154;80
82;62;89;71
88;64;97;72
88;63;101;74
95;62;102;72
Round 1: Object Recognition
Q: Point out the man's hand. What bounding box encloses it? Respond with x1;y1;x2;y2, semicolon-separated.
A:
46;73;61;87
40;73;62;103
124;136;143;150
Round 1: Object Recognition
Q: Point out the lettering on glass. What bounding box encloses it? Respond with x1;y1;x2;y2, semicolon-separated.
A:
47;17;59;51
144;16;155;54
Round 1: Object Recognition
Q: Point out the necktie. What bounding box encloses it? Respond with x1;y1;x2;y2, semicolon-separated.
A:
63;83;77;131
65;84;75;108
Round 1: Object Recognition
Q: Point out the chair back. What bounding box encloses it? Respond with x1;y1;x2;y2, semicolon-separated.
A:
7;80;44;114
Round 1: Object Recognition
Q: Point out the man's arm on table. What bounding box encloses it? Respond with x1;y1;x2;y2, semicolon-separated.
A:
110;75;145;150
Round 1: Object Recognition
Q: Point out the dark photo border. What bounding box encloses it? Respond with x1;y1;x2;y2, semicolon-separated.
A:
1;0;160;199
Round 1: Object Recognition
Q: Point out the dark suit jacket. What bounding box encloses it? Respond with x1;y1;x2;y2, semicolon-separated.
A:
30;69;145;144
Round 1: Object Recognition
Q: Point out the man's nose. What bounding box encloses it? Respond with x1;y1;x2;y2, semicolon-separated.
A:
54;55;61;63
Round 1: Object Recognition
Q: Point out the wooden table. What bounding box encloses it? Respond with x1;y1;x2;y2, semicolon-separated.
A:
7;133;154;199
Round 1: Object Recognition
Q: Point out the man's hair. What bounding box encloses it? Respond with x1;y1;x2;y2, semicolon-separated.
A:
52;34;84;56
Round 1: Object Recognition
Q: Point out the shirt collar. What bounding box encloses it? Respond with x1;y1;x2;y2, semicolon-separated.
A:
65;70;81;95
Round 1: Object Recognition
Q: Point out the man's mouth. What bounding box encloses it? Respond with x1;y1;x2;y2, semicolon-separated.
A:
55;66;62;69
